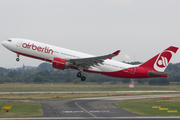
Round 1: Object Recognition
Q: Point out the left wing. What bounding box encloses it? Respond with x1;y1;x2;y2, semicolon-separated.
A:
68;50;120;69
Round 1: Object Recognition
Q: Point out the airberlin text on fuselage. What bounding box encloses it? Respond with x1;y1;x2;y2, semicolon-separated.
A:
22;43;53;54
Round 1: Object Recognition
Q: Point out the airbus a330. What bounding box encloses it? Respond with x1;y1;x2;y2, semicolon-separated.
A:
2;38;178;81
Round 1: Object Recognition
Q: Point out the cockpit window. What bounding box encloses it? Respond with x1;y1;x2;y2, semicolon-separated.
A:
7;40;12;42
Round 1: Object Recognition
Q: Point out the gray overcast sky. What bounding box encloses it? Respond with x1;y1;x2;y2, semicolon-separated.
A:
0;0;180;68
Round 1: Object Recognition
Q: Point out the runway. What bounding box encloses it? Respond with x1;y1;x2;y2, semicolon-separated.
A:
1;117;180;120
1;94;180;120
39;94;180;117
40;99;139;117
0;90;179;94
1;94;180;119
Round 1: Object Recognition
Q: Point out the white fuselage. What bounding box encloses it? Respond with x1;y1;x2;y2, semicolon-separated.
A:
3;38;176;79
2;38;133;73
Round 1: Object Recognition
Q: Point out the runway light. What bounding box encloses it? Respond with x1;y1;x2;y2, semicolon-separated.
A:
4;106;12;107
167;110;177;112
152;106;161;108
1;110;9;112
2;106;12;109
159;108;168;110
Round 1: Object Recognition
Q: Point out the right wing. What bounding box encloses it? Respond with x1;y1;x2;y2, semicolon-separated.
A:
68;50;120;69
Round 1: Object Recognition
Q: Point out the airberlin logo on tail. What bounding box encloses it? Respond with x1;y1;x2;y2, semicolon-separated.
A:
157;56;168;67
22;43;53;54
154;51;172;72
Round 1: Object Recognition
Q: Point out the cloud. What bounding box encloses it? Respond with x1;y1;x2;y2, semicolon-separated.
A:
125;55;130;59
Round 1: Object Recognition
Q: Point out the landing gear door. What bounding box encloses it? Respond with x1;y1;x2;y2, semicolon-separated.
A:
16;40;22;48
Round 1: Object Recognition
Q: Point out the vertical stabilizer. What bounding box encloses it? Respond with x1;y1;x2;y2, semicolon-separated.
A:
140;46;178;72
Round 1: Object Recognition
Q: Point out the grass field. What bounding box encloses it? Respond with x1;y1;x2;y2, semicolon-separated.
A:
0;83;180;92
0;101;43;118
114;97;180;116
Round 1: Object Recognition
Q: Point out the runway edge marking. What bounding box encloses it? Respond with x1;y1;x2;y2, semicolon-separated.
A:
75;102;97;118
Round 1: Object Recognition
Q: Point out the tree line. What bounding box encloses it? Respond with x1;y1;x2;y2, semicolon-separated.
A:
0;62;180;85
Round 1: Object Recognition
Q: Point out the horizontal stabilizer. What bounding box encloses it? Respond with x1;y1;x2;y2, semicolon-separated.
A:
148;71;170;77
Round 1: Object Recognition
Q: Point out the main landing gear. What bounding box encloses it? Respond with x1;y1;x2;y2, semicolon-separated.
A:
77;72;86;81
16;54;20;62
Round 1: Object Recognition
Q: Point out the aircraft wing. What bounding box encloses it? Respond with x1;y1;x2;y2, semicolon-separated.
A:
68;50;120;69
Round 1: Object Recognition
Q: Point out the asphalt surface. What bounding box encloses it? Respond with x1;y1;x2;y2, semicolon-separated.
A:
40;99;139;117
38;94;180;117
1;117;180;120
1;94;180;120
0;90;180;94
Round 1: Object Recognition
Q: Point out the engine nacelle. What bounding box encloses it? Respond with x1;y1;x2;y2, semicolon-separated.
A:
52;57;69;70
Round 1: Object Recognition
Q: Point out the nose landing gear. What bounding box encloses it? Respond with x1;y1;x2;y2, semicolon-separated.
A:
16;58;20;61
16;54;20;62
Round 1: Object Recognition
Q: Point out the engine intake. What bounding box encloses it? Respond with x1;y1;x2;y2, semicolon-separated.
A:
52;57;70;70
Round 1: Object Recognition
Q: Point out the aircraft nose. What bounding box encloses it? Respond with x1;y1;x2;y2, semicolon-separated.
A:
1;40;9;48
2;39;13;50
1;41;6;46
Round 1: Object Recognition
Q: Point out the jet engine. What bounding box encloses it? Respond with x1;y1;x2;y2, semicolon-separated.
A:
52;57;70;70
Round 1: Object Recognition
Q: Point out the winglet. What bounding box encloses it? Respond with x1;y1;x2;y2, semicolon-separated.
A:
112;50;120;55
109;50;120;60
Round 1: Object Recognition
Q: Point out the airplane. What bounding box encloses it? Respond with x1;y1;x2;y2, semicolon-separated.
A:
1;38;179;81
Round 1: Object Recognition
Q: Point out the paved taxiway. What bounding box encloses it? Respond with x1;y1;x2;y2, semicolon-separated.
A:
40;99;139;117
1;117;180;120
0;90;179;94
39;94;180;117
1;94;180;120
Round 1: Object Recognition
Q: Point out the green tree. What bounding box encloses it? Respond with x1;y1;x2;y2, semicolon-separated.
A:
65;78;72;83
137;79;145;84
122;79;131;83
33;76;43;83
7;70;17;78
148;78;169;86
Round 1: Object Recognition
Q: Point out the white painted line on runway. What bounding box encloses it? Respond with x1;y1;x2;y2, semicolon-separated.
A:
76;94;180;101
62;110;110;113
62;111;84;113
89;110;110;113
75;102;97;118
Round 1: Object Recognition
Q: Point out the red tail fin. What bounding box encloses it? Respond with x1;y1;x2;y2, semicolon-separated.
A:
140;46;178;72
